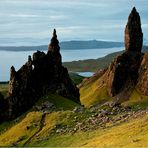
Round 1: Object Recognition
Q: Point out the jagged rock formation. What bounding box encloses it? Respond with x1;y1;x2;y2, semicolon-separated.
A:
105;7;143;97
125;7;143;52
4;29;79;120
137;53;148;95
107;51;143;97
79;7;147;107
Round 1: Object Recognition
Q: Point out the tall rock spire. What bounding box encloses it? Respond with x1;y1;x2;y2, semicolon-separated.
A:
3;29;79;121
48;29;60;53
47;29;62;64
125;7;143;52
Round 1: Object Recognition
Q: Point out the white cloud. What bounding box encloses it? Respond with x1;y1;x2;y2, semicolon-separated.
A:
9;14;39;18
0;0;148;45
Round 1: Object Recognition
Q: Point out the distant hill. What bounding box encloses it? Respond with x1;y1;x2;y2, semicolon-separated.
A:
0;40;123;51
64;46;148;72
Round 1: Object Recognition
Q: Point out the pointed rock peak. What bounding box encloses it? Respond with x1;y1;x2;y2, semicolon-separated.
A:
132;7;137;13
28;55;32;62
10;66;16;79
53;29;57;38
48;29;60;53
124;7;143;52
129;7;139;19
11;66;15;72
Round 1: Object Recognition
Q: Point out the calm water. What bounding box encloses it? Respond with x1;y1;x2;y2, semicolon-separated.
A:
0;47;123;81
76;72;94;77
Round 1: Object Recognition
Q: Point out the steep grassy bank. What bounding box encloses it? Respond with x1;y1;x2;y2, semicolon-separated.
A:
0;101;148;147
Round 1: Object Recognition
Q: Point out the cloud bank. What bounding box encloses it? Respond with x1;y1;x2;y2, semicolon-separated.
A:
0;0;148;45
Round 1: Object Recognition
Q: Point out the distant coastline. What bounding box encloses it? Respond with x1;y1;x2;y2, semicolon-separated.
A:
0;40;123;52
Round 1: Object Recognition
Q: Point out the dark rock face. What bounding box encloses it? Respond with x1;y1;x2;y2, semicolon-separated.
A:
107;7;143;97
0;93;8;121
6;29;79;120
0;93;4;120
137;53;148;96
107;51;143;97
125;7;143;52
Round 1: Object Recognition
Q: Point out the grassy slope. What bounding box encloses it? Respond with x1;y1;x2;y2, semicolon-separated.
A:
0;108;148;147
38;113;148;147
0;93;80;146
1;50;148;147
0;112;43;146
0;84;148;147
80;74;148;108
64;51;123;72
36;93;80;110
85;113;148;147
0;83;8;98
69;72;85;85
79;73;110;107
122;88;148;110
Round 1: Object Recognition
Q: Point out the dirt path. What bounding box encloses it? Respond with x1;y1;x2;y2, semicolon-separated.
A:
23;113;47;146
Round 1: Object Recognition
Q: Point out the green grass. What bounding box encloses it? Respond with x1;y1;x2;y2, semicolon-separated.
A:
1;49;148;147
0;83;8;98
69;72;85;85
0;92;80;146
1;109;148;147
0;94;148;147
0;112;43;146
79;73;110;107
122;88;148;110
0;114;25;135
28;112;148;147
63;51;123;72
64;48;148;72
36;93;80;110
84;113;148;147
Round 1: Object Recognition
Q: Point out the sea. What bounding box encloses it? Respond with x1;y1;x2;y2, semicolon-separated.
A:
0;47;123;81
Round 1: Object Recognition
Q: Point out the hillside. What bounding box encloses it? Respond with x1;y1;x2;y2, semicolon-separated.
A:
0;7;148;148
0;99;148;147
79;7;148;108
64;45;148;72
0;40;123;52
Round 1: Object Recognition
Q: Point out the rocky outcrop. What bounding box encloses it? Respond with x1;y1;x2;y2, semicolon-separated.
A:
137;53;148;95
79;7;146;105
0;92;8;121
125;7;143;52
105;7;143;97
107;51;143;97
90;7;143;99
5;29;79;120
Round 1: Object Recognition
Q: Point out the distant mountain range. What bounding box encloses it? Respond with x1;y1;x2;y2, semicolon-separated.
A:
0;40;124;51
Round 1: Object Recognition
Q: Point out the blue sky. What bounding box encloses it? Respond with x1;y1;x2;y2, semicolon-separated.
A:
0;0;148;46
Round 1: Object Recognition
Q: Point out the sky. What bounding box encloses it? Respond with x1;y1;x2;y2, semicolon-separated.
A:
0;0;148;46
